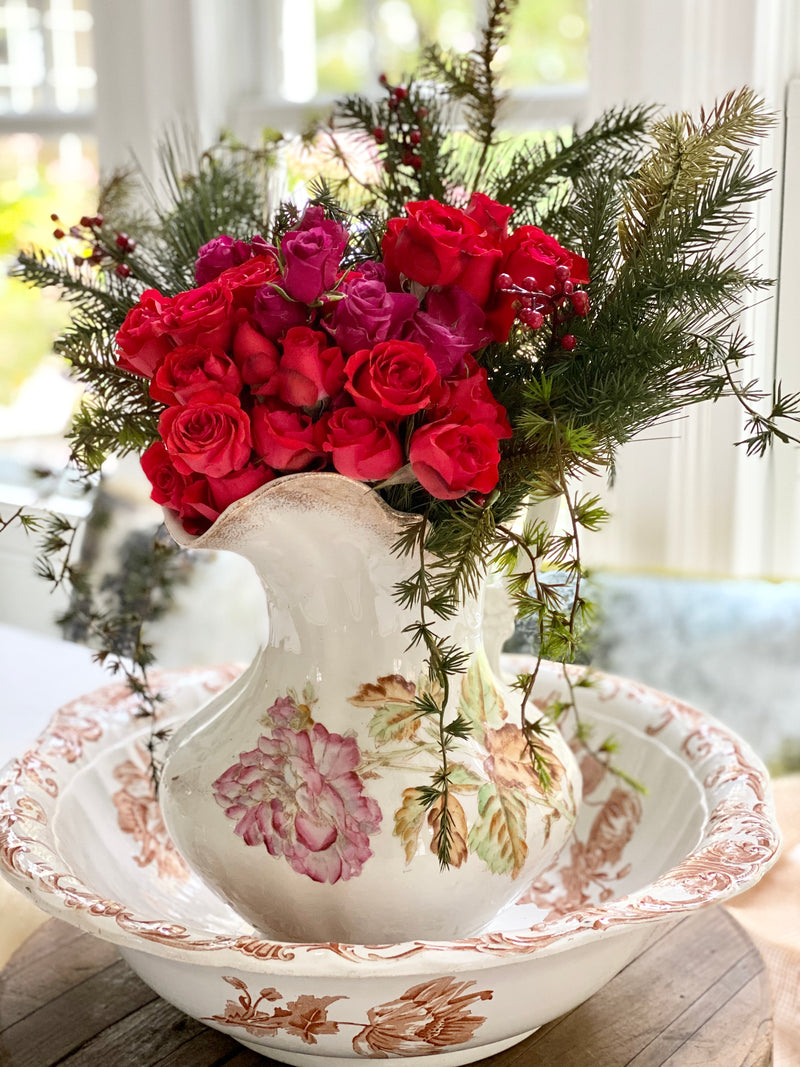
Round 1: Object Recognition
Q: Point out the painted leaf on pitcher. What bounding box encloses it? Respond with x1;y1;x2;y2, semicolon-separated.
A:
468;782;528;878
458;651;507;741
394;787;428;863
428;793;469;867
366;699;421;744
348;675;416;708
446;762;484;793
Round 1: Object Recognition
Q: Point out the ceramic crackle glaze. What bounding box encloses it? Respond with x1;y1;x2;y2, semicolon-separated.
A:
159;472;581;943
0;659;780;1065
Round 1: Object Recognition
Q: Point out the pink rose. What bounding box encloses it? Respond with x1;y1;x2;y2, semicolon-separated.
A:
345;340;439;421
115;289;174;378
264;326;346;409
232;320;281;392
251;403;327;471
160;281;234;349
409;419;502;499
280;205;348;304
149;344;242;405
158;388;253;478
324;407;404;481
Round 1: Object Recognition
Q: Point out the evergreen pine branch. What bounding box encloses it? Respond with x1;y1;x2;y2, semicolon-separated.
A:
488;105;652;222
619;88;772;262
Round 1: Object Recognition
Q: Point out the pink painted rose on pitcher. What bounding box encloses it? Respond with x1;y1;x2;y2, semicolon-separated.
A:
212;706;382;884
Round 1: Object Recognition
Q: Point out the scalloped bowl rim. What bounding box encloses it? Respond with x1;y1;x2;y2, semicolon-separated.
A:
0;661;781;976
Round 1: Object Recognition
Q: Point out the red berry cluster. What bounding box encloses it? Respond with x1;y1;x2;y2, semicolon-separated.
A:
50;212;136;277
495;263;590;350
373;75;428;172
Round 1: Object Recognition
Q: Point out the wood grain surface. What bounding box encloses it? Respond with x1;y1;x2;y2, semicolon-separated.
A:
0;906;771;1066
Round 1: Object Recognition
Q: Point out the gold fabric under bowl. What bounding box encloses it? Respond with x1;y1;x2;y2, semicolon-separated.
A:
0;661;780;1066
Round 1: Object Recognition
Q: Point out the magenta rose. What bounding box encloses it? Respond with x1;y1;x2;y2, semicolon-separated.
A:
160;281;234;350
158;388;253;478
409;419;502;499
345;340;439;420
232;319;281;392
212;718;382;883
280;205;348;304
324;407;404;481
381;200;503;305
115;289;174;378
195;234;277;285
251;403;327;471
140;441;187;510
195;235;252;285
252;285;310;340
264;326;346;409
403;286;492;376
327;274;419;355
149;344;242;405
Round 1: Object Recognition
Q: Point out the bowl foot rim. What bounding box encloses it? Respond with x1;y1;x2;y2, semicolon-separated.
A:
233;1027;538;1064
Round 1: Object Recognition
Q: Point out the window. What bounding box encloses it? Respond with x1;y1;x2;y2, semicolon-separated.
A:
0;0;97;431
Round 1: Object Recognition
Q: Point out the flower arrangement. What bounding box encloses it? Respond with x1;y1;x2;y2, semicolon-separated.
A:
125;195;589;535
9;1;800;863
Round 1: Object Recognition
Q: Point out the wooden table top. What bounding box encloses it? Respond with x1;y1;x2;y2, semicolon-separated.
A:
0;906;771;1066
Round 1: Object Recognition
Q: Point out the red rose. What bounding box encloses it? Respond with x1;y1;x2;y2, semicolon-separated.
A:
432;357;512;441
173;465;274;535
464;192;514;241
141;441;187;509
264;326;346;409
232;319;281;392
382;200;503;305
150;344;242;405
161;281;234;349
206;462;275;514
324;407;404;481
158;389;253;478
177;476;219;533
251;403;327;472
115;289;174;378
217;254;282;311
409;419;501;500
488;227;589;341
345;340;439;421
